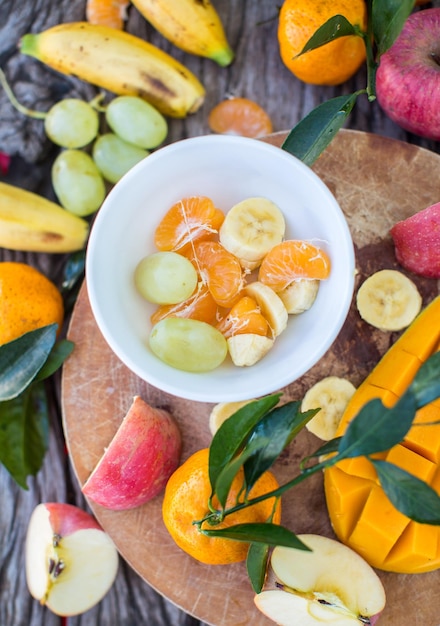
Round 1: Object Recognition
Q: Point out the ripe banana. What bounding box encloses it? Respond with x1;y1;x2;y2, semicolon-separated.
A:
19;22;205;118
301;376;356;441
220;197;286;266
245;281;288;338
0;182;89;253
227;333;274;367
209;399;256;435
356;269;422;331
278;278;320;315
130;0;234;66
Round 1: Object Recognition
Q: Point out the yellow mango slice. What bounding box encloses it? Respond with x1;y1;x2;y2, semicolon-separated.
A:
324;295;440;574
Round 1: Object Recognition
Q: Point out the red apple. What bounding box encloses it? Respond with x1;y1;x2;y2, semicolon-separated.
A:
390;201;440;278
375;8;440;140
82;396;182;510
25;502;119;616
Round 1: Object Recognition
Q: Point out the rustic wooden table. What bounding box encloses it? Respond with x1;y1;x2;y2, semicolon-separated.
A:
1;1;440;625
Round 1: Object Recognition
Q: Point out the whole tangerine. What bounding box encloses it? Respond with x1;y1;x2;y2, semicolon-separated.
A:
162;447;281;565
0;262;64;345
278;0;368;86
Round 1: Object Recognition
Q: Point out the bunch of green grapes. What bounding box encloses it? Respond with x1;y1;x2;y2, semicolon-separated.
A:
47;95;168;216
0;67;168;217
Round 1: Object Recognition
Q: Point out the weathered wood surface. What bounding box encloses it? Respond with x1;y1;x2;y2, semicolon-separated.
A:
1;2;440;626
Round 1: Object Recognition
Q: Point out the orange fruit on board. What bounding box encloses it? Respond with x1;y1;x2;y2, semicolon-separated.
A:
258;240;331;292
0;262;64;345
191;240;245;308
208;97;273;138
154;196;225;254
278;0;368;86
86;0;129;29
150;283;219;325
162;448;281;565
216;295;269;338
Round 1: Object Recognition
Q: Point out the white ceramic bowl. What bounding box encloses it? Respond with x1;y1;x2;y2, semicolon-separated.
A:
86;135;355;403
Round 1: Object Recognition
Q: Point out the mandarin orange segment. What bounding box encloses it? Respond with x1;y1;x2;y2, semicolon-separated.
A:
192;240;244;308
154;196;225;254
258;239;331;292
216;295;269;339
86;0;129;29
162;448;281;565
208;97;273;138
150;283;218;325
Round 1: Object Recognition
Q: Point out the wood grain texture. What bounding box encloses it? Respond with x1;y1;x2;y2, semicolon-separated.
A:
1;1;440;625
62;130;440;626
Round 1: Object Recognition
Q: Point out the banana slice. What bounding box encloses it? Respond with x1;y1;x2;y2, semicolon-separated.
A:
302;376;356;441
245;281;288;337
356;269;422;331
209;399;256;435
219;197;285;263
278;279;320;314
227;333;274;366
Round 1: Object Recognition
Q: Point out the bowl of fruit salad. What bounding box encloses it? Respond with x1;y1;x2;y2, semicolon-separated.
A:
86;134;355;403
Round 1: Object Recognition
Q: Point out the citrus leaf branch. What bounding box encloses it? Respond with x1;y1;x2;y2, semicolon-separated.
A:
281;92;361;166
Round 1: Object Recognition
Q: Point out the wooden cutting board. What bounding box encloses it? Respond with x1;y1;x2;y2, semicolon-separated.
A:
61;130;440;626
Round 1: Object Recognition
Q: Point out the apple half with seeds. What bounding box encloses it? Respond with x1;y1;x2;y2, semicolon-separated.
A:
254;534;386;626
25;502;119;616
82;395;182;510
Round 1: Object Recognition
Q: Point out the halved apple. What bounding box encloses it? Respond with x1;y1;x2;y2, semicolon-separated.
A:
25;502;119;616
254;534;386;625
82;395;182;510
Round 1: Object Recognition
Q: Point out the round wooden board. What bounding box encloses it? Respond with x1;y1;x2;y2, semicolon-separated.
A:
61;130;440;626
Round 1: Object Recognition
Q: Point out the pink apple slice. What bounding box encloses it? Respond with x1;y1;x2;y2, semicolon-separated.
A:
25;502;118;616
82;395;182;510
255;534;385;626
390;202;440;278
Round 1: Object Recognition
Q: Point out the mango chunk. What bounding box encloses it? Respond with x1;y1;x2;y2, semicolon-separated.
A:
340;383;399;425
323;466;372;540
367;350;422;396
347;484;411;569
385;443;437;483
384;521;440;573
405;403;440;463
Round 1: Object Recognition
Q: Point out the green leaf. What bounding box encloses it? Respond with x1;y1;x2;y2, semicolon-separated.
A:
300;437;342;469
214;437;270;509
371;0;415;56
372;459;440;524
243;401;317;491
0;382;49;488
410;351;440;409
281;93;360;166
35;339;75;381
338;393;417;459
247;542;270;593
299;15;358;56
201;522;312;550
209;394;281;493
0;325;57;401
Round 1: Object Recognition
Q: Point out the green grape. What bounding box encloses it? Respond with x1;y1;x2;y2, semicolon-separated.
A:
44;99;99;148
105;96;168;149
149;318;228;372
52;149;106;216
93;133;149;183
135;252;198;304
